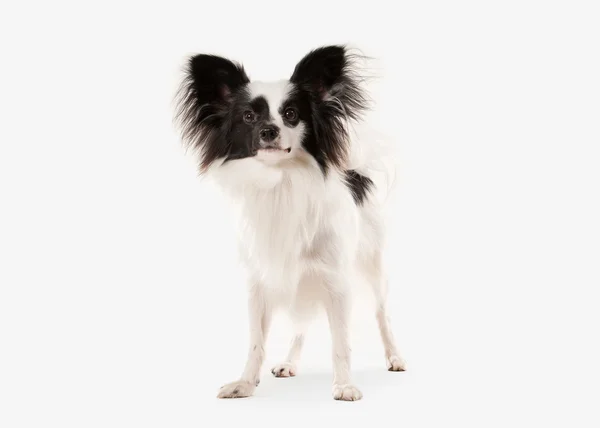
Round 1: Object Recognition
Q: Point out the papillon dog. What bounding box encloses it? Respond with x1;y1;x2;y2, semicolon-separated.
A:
175;45;405;401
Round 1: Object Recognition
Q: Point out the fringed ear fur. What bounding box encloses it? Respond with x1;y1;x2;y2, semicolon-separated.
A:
289;45;370;171
290;45;369;121
175;54;249;171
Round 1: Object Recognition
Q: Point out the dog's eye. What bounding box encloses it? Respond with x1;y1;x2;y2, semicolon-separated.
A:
284;108;298;121
243;111;254;124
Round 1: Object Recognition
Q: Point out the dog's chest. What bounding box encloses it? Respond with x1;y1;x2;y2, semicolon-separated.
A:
237;178;326;287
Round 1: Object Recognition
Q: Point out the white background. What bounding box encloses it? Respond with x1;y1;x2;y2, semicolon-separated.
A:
1;1;599;427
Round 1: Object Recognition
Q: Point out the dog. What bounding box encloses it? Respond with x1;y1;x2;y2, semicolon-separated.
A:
175;45;406;401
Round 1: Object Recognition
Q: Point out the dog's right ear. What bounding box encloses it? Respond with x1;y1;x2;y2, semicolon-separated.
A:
176;54;249;170
186;54;249;106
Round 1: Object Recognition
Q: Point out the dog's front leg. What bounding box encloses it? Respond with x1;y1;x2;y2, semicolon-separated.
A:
324;274;363;401
217;282;270;399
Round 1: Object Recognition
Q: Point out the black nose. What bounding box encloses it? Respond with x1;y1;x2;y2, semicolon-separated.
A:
259;125;279;142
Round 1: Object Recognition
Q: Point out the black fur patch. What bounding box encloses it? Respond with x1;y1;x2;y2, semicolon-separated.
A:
344;170;374;205
250;96;271;120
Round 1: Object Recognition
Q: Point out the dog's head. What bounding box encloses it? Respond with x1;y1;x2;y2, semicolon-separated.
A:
176;45;367;176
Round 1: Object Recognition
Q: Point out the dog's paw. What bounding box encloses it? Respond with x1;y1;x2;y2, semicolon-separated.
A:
271;362;296;378
217;380;255;399
332;384;363;401
387;355;407;372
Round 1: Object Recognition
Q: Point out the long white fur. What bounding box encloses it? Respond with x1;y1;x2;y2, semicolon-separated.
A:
209;81;406;401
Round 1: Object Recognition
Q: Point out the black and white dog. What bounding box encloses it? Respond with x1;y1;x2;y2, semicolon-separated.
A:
176;45;405;401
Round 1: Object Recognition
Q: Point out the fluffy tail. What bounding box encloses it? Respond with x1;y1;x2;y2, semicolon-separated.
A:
345;122;399;206
336;45;399;205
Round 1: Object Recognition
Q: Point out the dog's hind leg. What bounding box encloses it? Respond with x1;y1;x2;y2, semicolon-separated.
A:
271;328;305;378
271;277;317;378
361;249;407;372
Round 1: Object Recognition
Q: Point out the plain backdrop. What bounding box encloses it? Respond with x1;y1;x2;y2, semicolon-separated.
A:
1;1;599;427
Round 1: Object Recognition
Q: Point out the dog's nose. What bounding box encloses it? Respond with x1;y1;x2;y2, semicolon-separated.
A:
259;125;279;142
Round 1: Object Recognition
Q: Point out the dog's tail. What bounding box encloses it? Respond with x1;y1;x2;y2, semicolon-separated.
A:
337;46;399;207
345;122;400;207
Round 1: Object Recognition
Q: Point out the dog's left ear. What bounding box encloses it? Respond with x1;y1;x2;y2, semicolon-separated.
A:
290;45;367;119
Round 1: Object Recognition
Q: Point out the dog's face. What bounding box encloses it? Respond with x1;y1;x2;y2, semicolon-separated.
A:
176;45;367;174
219;79;308;167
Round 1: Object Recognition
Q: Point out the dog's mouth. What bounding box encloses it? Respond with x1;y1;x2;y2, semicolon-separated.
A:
258;147;291;154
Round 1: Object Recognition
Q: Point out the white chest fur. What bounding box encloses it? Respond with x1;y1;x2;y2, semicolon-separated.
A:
231;164;358;291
